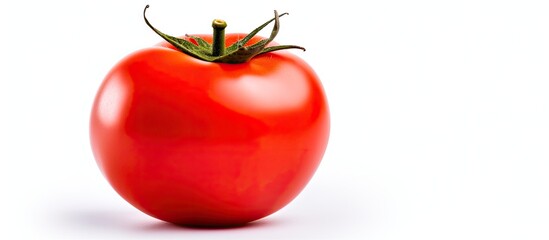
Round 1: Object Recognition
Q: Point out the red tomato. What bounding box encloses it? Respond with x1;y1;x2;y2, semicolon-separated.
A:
90;7;329;227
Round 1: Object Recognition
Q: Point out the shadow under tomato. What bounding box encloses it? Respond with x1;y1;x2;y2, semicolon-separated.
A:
61;205;280;234
141;217;280;232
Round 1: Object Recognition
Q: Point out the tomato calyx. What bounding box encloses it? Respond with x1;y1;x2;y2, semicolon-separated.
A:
143;5;305;64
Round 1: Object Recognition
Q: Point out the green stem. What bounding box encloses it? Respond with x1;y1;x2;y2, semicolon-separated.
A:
143;5;304;63
211;19;227;56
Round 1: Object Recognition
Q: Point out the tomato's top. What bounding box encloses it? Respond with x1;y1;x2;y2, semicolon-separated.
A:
143;5;305;64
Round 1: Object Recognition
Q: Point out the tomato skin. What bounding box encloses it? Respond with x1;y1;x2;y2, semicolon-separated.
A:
90;34;329;226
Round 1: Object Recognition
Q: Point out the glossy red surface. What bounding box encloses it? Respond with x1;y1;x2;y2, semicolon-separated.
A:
90;34;330;226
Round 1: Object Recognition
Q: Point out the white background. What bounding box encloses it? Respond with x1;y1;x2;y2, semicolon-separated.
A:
1;0;548;239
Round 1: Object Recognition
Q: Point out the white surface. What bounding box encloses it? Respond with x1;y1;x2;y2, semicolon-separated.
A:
1;0;549;239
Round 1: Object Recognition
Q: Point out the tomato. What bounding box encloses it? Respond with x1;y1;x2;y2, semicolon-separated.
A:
89;6;329;227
